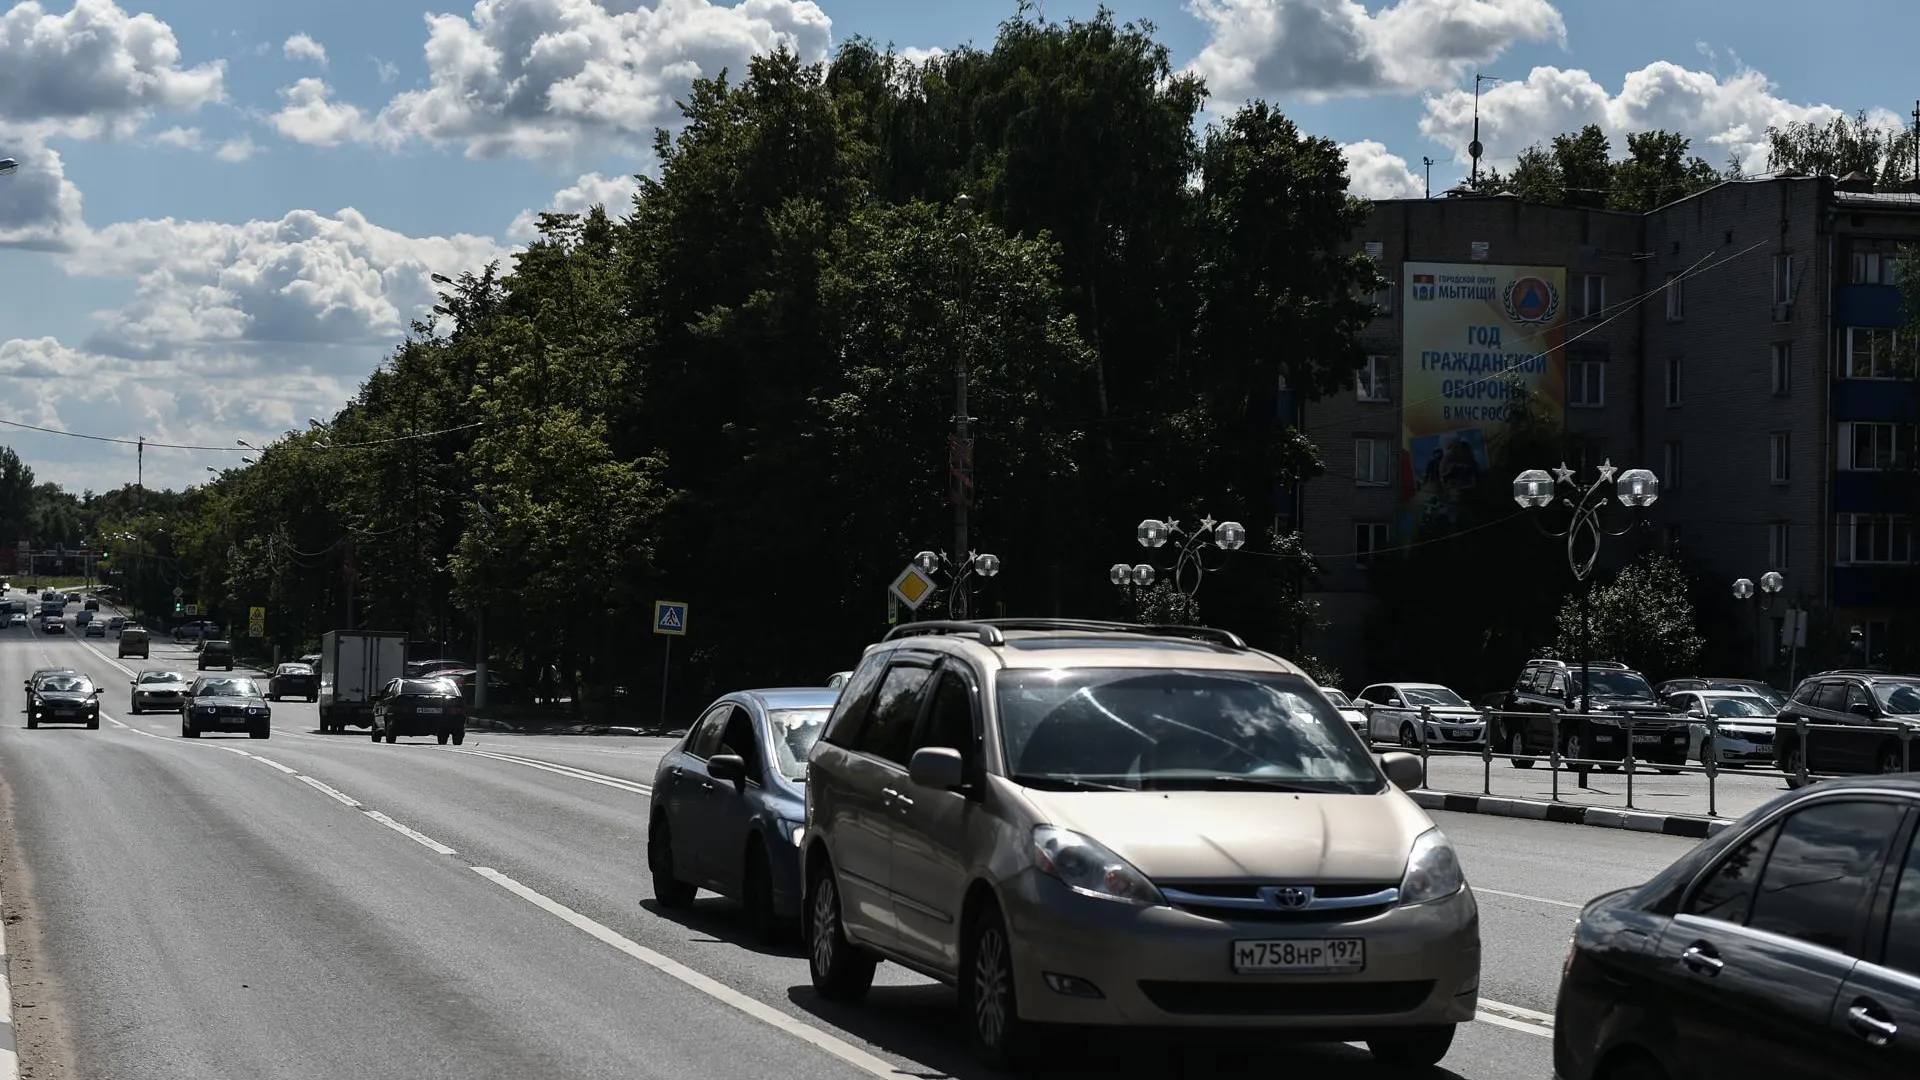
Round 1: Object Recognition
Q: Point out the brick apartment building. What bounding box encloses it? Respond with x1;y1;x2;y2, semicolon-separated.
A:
1296;174;1920;682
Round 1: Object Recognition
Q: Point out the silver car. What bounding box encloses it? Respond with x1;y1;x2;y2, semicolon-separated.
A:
802;618;1476;1071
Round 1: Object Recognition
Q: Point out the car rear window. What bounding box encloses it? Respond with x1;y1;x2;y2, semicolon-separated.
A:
398;679;457;696
994;668;1382;794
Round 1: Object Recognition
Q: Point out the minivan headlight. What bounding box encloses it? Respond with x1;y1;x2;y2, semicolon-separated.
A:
1400;827;1465;905
1031;825;1164;906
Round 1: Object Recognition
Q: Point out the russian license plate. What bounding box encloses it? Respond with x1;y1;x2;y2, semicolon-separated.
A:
1632;734;1662;744
416;706;443;714
1232;938;1365;974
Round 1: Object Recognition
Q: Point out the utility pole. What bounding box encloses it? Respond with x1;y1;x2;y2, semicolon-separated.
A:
1422;156;1434;199
950;193;976;618
1469;74;1501;187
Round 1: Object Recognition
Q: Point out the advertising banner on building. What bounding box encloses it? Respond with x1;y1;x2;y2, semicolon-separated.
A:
1401;262;1567;525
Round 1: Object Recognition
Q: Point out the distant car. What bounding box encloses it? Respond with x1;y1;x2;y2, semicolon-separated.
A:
435;668;515;704
370;677;466;744
118;627;150;659
1657;677;1788;711
6;613;23;627
648;688;838;941
1355;681;1487;748
41;618;65;635
197;639;235;670
172;621;221;642
82;597;98;611
1670;690;1781;766
182;676;270;739
825;670;853;689
267;663;318;702
83;619;106;637
129;669;190;714
27;671;101;729
298;652;322;669
1319;686;1370;740
404;659;467;678
107;615;125;634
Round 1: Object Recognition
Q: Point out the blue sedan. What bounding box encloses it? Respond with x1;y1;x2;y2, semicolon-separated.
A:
648;687;838;942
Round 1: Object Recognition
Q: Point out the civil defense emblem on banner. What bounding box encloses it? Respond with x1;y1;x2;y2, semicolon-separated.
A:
1411;274;1436;301
1502;276;1560;324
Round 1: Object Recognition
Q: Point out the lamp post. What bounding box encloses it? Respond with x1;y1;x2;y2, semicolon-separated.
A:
1107;562;1155;621
912;549;1001;618
1512;460;1661;716
1732;571;1784;678
1134;515;1247;599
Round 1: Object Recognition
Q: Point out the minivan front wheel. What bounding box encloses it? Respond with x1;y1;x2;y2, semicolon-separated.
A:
1508;729;1534;769
964;904;1031;1070
806;863;875;1001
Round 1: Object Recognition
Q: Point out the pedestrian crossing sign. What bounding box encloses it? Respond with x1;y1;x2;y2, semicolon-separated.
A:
653;600;689;636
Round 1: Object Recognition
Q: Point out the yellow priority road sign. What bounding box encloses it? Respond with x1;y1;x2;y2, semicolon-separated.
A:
889;564;937;610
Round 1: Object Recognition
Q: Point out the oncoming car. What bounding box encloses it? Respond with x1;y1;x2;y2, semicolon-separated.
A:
27;671;101;729
129;669;190;713
801;618;1472;1071
182;676;270;739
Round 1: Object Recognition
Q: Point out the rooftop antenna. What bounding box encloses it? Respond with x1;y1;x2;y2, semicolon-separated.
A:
1469;73;1503;187
1422;156;1435;199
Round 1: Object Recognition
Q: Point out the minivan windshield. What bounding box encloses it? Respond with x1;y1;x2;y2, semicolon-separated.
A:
995;669;1383;794
1873;681;1920;715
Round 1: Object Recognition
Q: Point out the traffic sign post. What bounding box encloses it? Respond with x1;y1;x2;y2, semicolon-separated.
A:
889;563;937;611
653;601;689;730
173;586;184;599
183;603;199;616
247;605;266;638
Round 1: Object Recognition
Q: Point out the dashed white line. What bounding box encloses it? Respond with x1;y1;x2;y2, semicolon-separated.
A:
1477;887;1584;910
362;810;459;855
251;755;300;775
447;748;652;796
471;866;906;1079
1477;999;1555;1037
297;775;362;808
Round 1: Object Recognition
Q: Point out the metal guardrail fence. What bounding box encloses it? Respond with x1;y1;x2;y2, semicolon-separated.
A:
1370;704;1917;820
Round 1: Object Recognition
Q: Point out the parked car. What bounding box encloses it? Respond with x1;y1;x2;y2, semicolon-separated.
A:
648;687;838;942
181;676;270;739
1355;682;1485;748
1496;659;1689;771
1773;670;1920;785
129;669;190;714
825;670;853;689
800;618;1465;1071
267;663;319;702
1317;686;1370;740
197;639;235;670
436;668;516;705
1658;676;1788;710
1668;689;1780;766
370;677;466;744
1554;776;1920;1079
404;659;467;678
26;671;101;729
172;620;221;642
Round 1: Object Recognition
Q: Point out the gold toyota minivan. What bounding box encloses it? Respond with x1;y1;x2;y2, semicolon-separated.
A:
802;619;1478;1072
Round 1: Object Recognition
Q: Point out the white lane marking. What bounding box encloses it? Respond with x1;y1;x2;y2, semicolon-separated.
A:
297;775;362;808
1478;1011;1552;1038
448;748;652;796
1482;999;1555;1025
362;810;458;855
472;866;907;1080
1477;887;1584;910
252;756;300;775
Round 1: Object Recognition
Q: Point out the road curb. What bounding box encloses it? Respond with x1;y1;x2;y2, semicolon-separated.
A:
0;879;19;1080
1412;789;1735;839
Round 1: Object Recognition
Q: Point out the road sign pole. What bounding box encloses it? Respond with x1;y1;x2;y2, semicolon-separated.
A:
658;636;672;731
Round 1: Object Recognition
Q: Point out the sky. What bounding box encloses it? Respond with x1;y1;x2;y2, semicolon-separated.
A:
0;0;1914;494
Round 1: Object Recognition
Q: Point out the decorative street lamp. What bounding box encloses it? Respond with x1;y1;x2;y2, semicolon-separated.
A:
1512;460;1660;715
1733;571;1785;679
913;549;1001;619
1107;561;1155;621
1134;515;1247;597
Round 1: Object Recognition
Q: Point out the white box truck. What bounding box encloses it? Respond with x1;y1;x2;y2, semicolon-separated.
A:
317;630;408;733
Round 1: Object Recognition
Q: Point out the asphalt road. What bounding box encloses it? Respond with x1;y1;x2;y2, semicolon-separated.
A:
0;611;1709;1080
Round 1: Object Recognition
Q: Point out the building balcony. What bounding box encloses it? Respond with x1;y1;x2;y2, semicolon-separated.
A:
1833;470;1913;514
1833;565;1915;608
1835;284;1905;328
1834;379;1919;423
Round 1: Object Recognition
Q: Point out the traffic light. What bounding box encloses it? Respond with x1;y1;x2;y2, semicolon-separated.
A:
174;601;182;613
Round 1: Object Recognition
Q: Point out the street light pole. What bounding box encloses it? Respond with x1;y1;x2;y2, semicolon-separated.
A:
1107;562;1155;621
1732;571;1784;679
913;549;1001;617
1512;461;1661;715
1133;515;1248;599
949;195;977;617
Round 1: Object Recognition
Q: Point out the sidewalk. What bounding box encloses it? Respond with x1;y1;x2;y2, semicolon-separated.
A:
1408;750;1786;837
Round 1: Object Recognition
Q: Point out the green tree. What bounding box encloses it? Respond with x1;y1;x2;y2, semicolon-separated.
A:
1609;130;1720;212
1552;124;1614;210
1553;552;1704;684
1767;110;1920;184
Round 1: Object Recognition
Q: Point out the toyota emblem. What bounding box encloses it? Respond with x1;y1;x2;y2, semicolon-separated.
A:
1262;885;1314;909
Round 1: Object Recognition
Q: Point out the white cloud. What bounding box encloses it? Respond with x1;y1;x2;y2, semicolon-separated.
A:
1342;140;1425;199
0;130;85;249
508;170;643;240
152;125;202;150
372;57;399;83
1187;0;1566;103
214;135;258;162
1417;61;1901;176
897;46;944;65
283;32;328;68
269;78;372;147
0;0;225;136
269;0;834;159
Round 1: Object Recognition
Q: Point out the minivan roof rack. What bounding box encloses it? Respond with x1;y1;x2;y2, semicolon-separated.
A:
1532;658;1629;670
881;618;1248;650
1813;668;1896;677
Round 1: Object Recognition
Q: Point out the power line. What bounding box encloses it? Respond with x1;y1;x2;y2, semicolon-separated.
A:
0;417;486;452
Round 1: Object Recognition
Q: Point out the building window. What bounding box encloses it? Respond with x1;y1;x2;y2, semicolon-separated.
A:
1770;433;1791;483
1354;438;1391;486
1844;327;1904;379
1852;245;1907;285
1573;274;1605;320
1354;522;1390;567
1773;254;1795;304
1665;357;1682;406
1769;523;1791;570
1663;441;1682;493
1771;342;1792;395
1665;273;1684;320
1835;514;1913;566
1569;360;1605;407
1840;422;1908;471
1356;354;1390;402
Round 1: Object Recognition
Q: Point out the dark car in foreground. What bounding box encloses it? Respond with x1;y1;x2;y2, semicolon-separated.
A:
1555;776;1920;1079
182;676;270;738
648;687;837;941
267;663;318;702
27;671;101;729
370;677;465;744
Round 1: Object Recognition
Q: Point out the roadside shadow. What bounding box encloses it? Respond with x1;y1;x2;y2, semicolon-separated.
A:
783;985;1470;1080
640;895;803;960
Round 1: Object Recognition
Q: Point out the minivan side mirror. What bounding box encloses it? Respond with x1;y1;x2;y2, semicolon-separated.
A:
707;753;748;785
1387;698;1404;708
908;746;966;791
1378;751;1424;792
1850;702;1877;719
